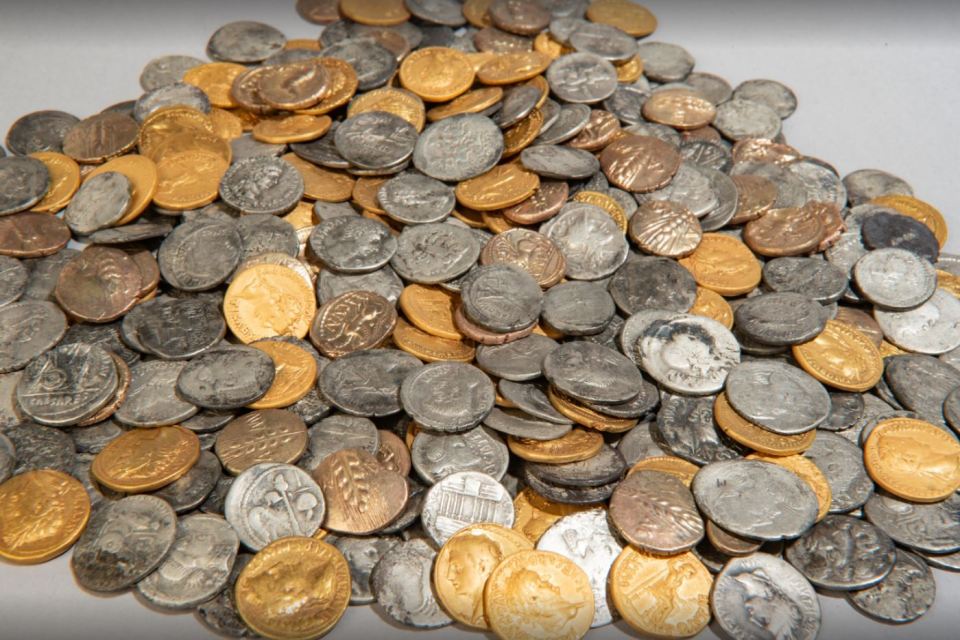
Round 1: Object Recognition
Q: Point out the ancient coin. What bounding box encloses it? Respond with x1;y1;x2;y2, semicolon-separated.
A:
319;348;422;416
218;156;304;215
874;289;960;355
158;219;242;291
541;281;615;335
5;110;79;155
215;410;308;475
846;549;935;624
762;256;848;304
422;471;514;545
655;393;743;465
792;320;884;393
863;491;960;554
414;114;503;181
332;534;401;606
539;202;629;280
802;431;874;513
391;222;481;283
460;264;542;332
639;313;741;395
713;98;782;141
543;342;642;405
114;360;198;427
371;538;453;628
313;448;407;534
224;263;316;343
610;469;704;554
401;362;495;432
150;450;222;513
207;21;285;63
91;425;199;492
137;297;226;359
547;52;618;103
863;417;960;502
785;514;895;590
5;422;75;475
734;292;826;346
412;425;509;484
855;247;936;310
725;360;830;435
599;134;681;193
0;156;50;215
609;257;697;315
63;171;131;236
54;246;142;323
176;346;275;409
379;171;455;224
480;227;566;288
300;414;379;472
475;335;557;381
0;300;67;373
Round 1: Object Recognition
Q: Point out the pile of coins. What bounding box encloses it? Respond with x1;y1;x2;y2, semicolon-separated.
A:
0;1;958;639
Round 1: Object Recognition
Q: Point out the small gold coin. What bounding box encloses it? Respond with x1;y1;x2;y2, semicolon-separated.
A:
747;453;832;521
508;428;604;463
253;114;332;144
434;524;533;629
878;340;908;358
348;87;426;131
153;149;227;211
224;264;316;343
393;317;476;362
426;87;504;122
91;425;200;493
627;456;699;487
586;0;658;37
456;163;540;211
614;55;645;83
714;393;814;456
688;287;733;329
502;108;544;156
938;270;960;299
300;58;359;115
29;151;80;213
236;537;351;640
642;89;717;130
609;547;711;639
792;320;883;392
512;488;598;543
183;62;248;108
283;153;355;202
546;387;637;433
248;341;318;409
573;190;628;232
209;107;245;140
483;549;594;640
870;194;947;248
339;0;410;26
863;417;960;503
533;32;569;60
283;201;317;230
0;469;91;564
399;47;476;102
399;284;463;340
678;233;762;296
477;51;551;85
86;154;159;224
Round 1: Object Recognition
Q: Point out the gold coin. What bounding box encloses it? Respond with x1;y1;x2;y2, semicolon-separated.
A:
434;524;533;629
452;206;488;228
153;149;228;211
713;392;815;456
283;201;317;230
214;410;309;475
209;107;245;140
285;38;322;51
526;75;550;109
614;55;645;83
870;194;947;248
483;549;594;640
399;47;476;102
456;163;540;211
678;233;762;296
29;151;80;213
792;320;883;392
508;428;604;464
236;537;351;640
283;153;355;202
642;89;716;130
339;0;410;26
137;106;215;158
253;114;332;144
512;488;598;543
393;317;476;362
546;387;637;433
0;469;91;564
572;190;628;232
502;108;544;156
86;154;159;224
586;0;658;37
399;284;463;340
465;51;497;73
248;341;318;409
351;176;387;213
627;456;699;487
533;32;569;60
183;62;248;108
145;127;232;166
609;547;711;639
878;340;907;358
348;87;426;131
91;425;200;493
477;51;552;85
224;264;316;343
863;417;960;503
938;270;960;299
688;287;733;329
463;0;494;28
300;58;359;116
236;252;314;290
747;452;832;521
426;87;504;122
482;211;520;234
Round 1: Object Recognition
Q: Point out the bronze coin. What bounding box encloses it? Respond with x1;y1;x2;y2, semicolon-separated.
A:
309;290;397;358
55;246;142;323
743;206;826;257
730;138;802;166
214;409;309;475
0;212;71;257
642;89;717;131
124;246;161;297
480;228;566;288
375;430;411;477
296;0;341;24
600;134;681;193
807;201;846;250
628;200;703;258
61;112;140;164
730;174;778;225
502;180;568;224
453;305;536;345
258;61;330;111
312;448;408;535
231;67;275;115
488;0;551;36
567;109;621;151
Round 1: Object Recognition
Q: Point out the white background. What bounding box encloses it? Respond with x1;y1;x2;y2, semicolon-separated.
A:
0;1;959;638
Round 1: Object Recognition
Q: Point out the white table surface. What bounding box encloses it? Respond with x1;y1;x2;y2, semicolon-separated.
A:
0;1;958;639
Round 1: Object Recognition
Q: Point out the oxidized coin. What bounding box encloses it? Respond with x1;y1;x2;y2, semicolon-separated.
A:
91;425;200;492
608;257;698;315
609;469;704;555
319;349;422;417
476;335;558;381
413;114;503;182
713;393;815;457
113;360;198;427
55;246;142;323
301;414;379;472
804;430;874;513
543;342;642;405
312;448;407;534
5;110;79;155
5;422;75;475
460;264;542;332
863;417;960;502
158;219;242;291
785;514;895;590
215;409;308;475
136;297;226;360
540;281;615;336
885;353;960;426
422;471;514;545
734;292;826;346
854;247;936;309
725;360;830;435
655;393;743;465
61;112;140;164
371;538;453;628
391;222;481;283
846;549;935;624
762;256;849;304
333;534;400;605
310;290;396;358
862;212;939;262
176;346;275;409
599;134;681;193
525;443;625;487
150;450;222;513
480;228;566;288
0;300;67;373
639;313;740;395
401;362;495;432
713;98;782;141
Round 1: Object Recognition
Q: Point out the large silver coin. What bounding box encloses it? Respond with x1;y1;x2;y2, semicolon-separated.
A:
655;393;743;465
854;248;937;310
874;289;960;355
725;360;830;435
639;313;740;395
543;341;642;405
540;202;629;280
370;538;453;628
475;335;559;381
390;222;481;284
803;431;873;513
460;264;543;333
733;292;826;346
846;549;936;624
785;514;896;590
413;114;503;182
411;425;509;485
150;450;222;514
401;362;495;433
863;492;960;554
497;380;571;424
332;534;401;605
421;471;514;546
546;52;619;103
319;349;422;417
0;300;68;373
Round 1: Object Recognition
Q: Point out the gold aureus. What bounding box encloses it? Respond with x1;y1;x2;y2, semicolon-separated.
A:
183;62;248;108
507;428;604;463
678;233;761;296
455;163;540;211
863;417;960;503
399;284;463;340
248;340;318;409
512;488;598;543
348;87;426;131
91;425;200;493
29;152;80;213
689;287;733;329
792;320;883;392
224;264;316;343
627;456;700;487
393;317;476;362
399;47;476;102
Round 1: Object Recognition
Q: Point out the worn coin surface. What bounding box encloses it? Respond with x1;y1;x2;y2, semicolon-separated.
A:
412;425;509;484
215;409;308;475
91;425;200;493
543;342;642;405
610;469;704;555
313;448;407;534
639;313;740;395
401;362;495;432
846;549;936;624
785;514;895;591
372;538;453;628
422;471;514;545
725;360;830;435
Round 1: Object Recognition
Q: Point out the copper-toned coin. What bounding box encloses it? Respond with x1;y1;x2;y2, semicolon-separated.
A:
310;290;397;358
729;174;778;224
628;200;702;258
312;448;409;535
743;205;826;257
28;151;81;213
713;392;815;456
502;180;568;224
55;246;142;323
489;0;550;35
91;425;200;493
453;305;536;345
455;162;540;211
627;456;699;487
0;212;71;257
258;60;329;111
507;427;603;464
393;317;476;363
730;137;803;166
214;409;308;476
339;0;410;25
567;109;621;151
296;0;341;24
62;112;140;164
642;89;717;130
375;429;411;477
600;134;681;193
480;228;566;288
547;387;637;433
706;520;761;556
426;87;503;122
808;201;846;251
230;66;275;115
301;58;359;116
678;233;762;296
248;341;318;409
399;284;463;340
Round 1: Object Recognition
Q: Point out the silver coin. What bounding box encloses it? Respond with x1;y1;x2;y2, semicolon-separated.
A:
194;553;257;638
475;334;559;381
87;221;173;245
803;431;873;513
411;425;509;484
236;214;299;261
655;393;743;465
711;553;821;640
637;162;718;218
725;360;830;435
854;248;936;309
734;292;826;346
527;443;625;487
540;202;629;280
733;78;798;119
785;514;895;591
378;172;455;225
687;71;733;105
219;157;303;216
842;168;913;206
72;495;178;592
401;362;495;432
615;420;668;466
520;144;599;180
863;491;960;554
207;21;286;63
133;82;211;122
0;300;68;373
522;465;618;504
885;354;960;426
619;309;682;365
610;469;704;555
917;548;960;572
319;349;422;417
292;129;349;169
0;371;23;430
68;419;121;455
0;256;27;308
231;134;285;162
114;360;198;427
543;341;642;405
224;462;325;550
846;549;935;623
822;391;866;432
681;140;732;173
421;471;514;545
300;413;379;472
460;264;542;333
151;450;222;514
536;509;622;627
6;421;75;475
4;110;79;155
309;215;398;273
139;55;204;91
874;289;960;354
602;86;647;126
497;380;571;424
176;346;274;410
391;222;481;283
136;513;239;610
568;21;637;62
407;0;466;26
312;200;357;222
483;407;572;441
0;156;49;215
199;475;233;516
158;220;243;292
63;171;131;236
623;121;682;146
335;111;418;170
136;298;226;360
762;257;849;304
713;98;782;141
493;84;541;128
541;281;615;336
787;160;846;209
640;314;741;395
536;102;592;144
609;257;698;315
546;52;619;103
370;538;453;628
332;535;402;605
413;114;503;182
635;42;695;83
317;266;403;305
380;477;426;535
322;37;397;91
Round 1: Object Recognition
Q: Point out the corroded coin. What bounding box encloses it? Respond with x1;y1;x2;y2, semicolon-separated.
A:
599;134;681;193
310;290;396;358
372;538;453;628
91;425;200;492
845;549;935;624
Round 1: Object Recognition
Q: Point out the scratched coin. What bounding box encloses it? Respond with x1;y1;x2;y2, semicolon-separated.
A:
846;549;936;624
371;538;453;628
0;300;68;373
175;346;275;410
411;424;509;485
785;514;895;590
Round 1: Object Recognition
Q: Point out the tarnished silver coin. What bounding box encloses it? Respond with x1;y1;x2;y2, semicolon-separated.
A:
378;172;455;225
114;360;197;427
460;264;542;333
803;431;873;513
0;156;49;215
6;421;75;475
885;354;960;426
610;469;704;554
321;37;397;91
72;495;178;592
497;380;571;424
536;102;592;144
527;443;625;488
635;42;695;83
546;52;619;103
219;157;303;216
785;514;895;591
0;256;27;308
843;168;913;206
863;492;960;554
734;292;826;346
822;391;866;432
317;267;403;305
335;111;418;170
63;171;131;236
725;360;830;435
194;553;256;638
0;372;23;430
609;257;698;315
568;21;637;62
763;257;849;304
543;341;642;405
391;222;481;283
681;140;732;173
133;82;210;122
874;289;960;354
401;362;495;432
536;509;622;627
207;21;285;63
483;407;572;441
176;346;275;410
5;110;79;155
615;420;669;466
640;314;741;395
0;300;68;373
712;553;821;640
695;459;820;541
540;202;629;280
541;281;615;336
862;212;939;263
151;450;222;514
309;215;398;273
413;114;503;182
637;163;718;218
136;298;226;360
421;471;514;546
854;248;936;309
522;465;619;505
788;160;846;209
332;535;401;605
0;432;15;483
493;85;540;129
139;55;203;91
319;349;422;417
371;538;453;628
520;144;599;180
846;549;935;624
300;413;379;472
475;334;558;381
236;214;299;261
88;222;173;246
158;220;243;292
411;425;509;485
655;393;743;465
733;78;798;119
713;98;782;141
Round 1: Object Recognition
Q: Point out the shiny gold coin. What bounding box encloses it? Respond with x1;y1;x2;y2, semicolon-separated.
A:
508;428;604;464
627;456;699;487
747;453;832;521
399;283;464;340
863;417;960;503
573;190;628;232
399;47;476;102
713;392;815;456
477;51;552;85
878;340;908;357
526;75;550;109
434;524;534;629
339;0;410;26
587;0;658;37
452;206;488;228
456;163;540;211
546;386;637;433
283;201;317;230
28;151;80;213
533;31;569;60
614;55;645;83
283;153;354;203
91;425;200;493
482;211;521;234
792;320;883;392
938;270;960;299
237;252;314;290
463;0;494;28
870;194;947;248
300;58;359;115
502;108;544;156
183;62;248;108
512;488;598;543
253;114;332;144
224;264;316;343
209;107;245;140
86;154;159;225
609;547;711;639
393;317;476;362
642;89;717;130
350;176;387;213
484;549;594;640
465;50;498;73
427;87;504;122
348;87;426;131
236;537;351;640
0;469;91;564
678;233;762;296
285;38;323;51
233;108;262;131
248;341;318;409
137;106;214;157
688;287;733;329
152;149;227;211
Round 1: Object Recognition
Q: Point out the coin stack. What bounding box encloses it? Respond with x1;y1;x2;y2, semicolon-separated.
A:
0;1;958;639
